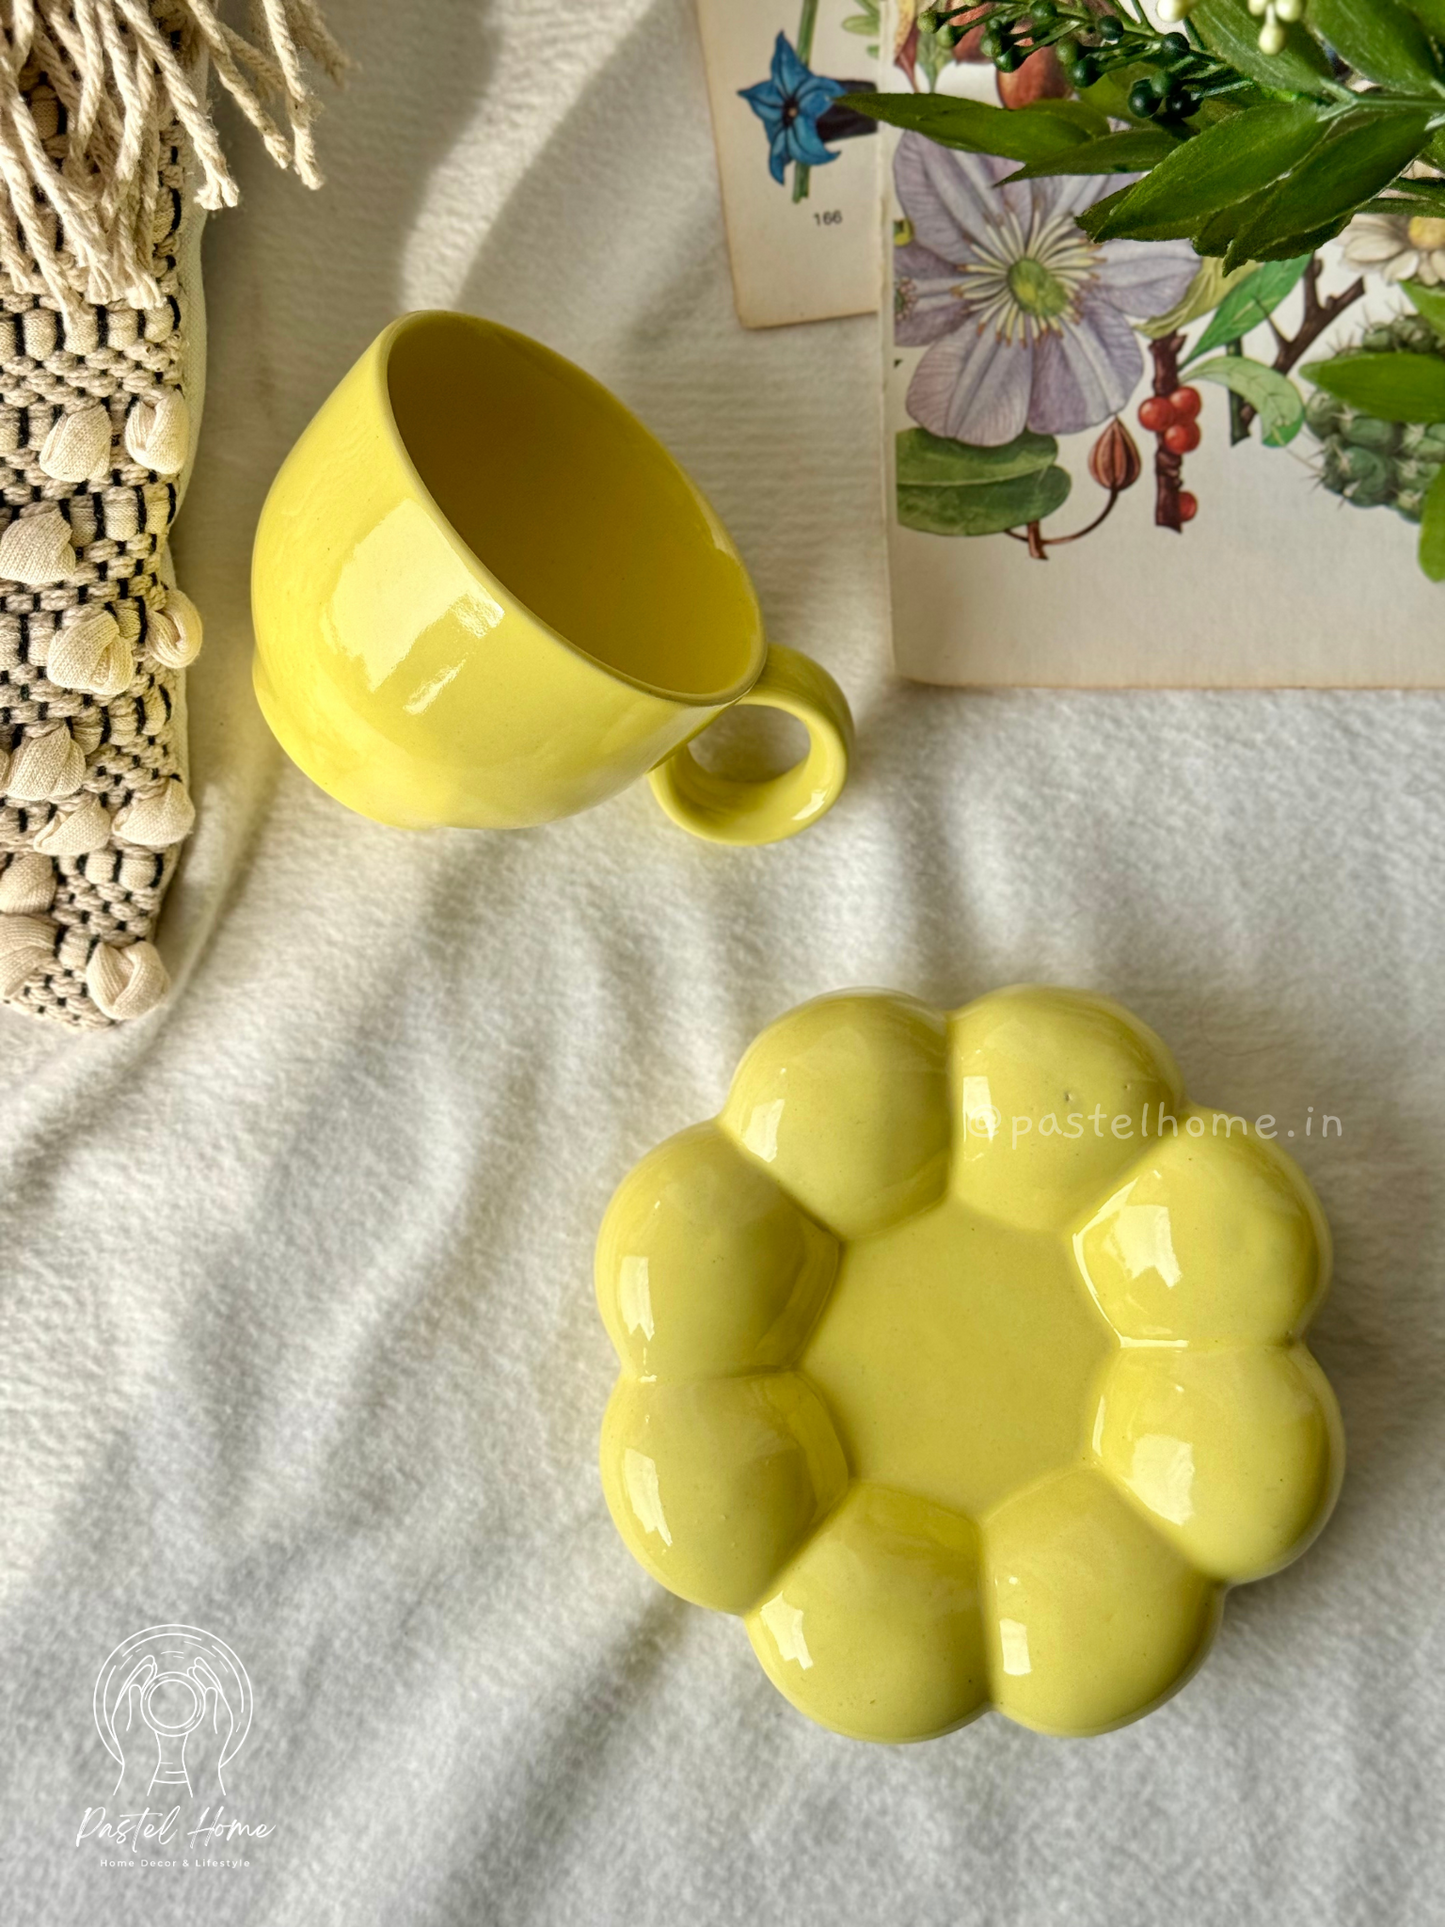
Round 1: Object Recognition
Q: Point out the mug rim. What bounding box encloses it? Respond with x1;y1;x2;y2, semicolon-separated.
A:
372;311;768;710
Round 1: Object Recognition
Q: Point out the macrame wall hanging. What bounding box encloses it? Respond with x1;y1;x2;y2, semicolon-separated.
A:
0;0;342;1028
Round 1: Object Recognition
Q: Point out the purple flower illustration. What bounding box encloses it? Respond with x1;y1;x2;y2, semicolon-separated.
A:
894;133;1199;446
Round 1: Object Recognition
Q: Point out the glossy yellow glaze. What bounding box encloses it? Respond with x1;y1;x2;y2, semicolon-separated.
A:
803;1200;1111;1520
597;985;1344;1743
251;311;850;842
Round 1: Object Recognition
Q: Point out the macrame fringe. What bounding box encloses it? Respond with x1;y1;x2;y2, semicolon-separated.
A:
0;0;346;308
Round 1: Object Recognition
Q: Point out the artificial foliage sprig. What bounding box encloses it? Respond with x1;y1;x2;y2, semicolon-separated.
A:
843;0;1445;267
922;0;1247;122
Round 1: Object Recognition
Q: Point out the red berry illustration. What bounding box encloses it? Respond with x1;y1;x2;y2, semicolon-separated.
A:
1138;395;1174;433
1178;490;1199;522
1164;419;1201;454
1168;386;1202;419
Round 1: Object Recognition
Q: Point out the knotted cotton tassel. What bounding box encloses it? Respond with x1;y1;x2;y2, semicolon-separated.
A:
33;793;113;857
0;2;346;310
0;914;57;997
47;607;132;698
8;723;85;801
113;777;195;849
0;506;76;586
0;853;56;916
85;938;169;1022
39;403;112;483
147;588;203;669
125;389;190;476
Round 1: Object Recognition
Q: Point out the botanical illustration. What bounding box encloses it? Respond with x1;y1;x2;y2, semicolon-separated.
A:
739;0;879;199
850;0;1445;578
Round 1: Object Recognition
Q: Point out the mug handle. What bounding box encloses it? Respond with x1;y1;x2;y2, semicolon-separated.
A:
647;644;853;846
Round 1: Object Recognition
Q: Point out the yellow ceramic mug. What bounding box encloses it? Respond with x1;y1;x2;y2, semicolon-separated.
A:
251;312;852;843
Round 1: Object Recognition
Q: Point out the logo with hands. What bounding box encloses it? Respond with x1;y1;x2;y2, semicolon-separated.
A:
94;1627;252;1801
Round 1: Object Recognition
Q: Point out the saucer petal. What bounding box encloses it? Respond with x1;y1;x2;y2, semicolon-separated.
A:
949;986;1184;1233
1073;1111;1329;1344
747;1483;988;1743
596;1123;838;1381
983;1465;1220;1736
600;1372;847;1614
719;991;950;1239
1092;1343;1343;1583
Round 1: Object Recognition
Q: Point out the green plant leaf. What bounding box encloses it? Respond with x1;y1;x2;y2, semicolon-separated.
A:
1005;129;1182;181
1192;355;1305;444
1019;97;1114;139
1240;213;1355;262
1306;0;1442;89
1359;183;1445;216
1080;103;1328;244
836;92;1090;163
1192;89;1272;124
1184;256;1312;362
1305;349;1445;421
897;465;1072;536
1191;0;1337;90
1192;198;1257;257
895;427;1057;486
1418;463;1445;579
1403;279;1445;343
1223;107;1432;271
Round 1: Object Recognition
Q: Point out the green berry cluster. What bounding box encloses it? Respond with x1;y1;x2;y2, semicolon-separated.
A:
1308;315;1445;521
917;2;1242;123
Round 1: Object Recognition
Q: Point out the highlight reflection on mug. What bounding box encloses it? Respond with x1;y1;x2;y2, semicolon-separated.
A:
94;1625;252;1798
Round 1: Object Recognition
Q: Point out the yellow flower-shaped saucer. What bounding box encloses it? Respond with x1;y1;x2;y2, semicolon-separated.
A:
597;986;1343;1742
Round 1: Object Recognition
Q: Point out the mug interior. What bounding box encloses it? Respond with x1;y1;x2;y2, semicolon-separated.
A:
385;314;763;704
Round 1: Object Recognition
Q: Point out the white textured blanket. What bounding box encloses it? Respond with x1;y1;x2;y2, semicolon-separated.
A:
2;2;1441;1922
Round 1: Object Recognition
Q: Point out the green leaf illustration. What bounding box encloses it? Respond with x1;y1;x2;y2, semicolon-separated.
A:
1192;356;1305;445
1419;464;1445;580
1184;257;1312;363
842;0;879;32
1305;350;1445;422
837;92;1091;164
1306;0;1442;90
898;465;1072;537
1403;279;1445;344
1223;108;1432;271
1192;0;1336;90
896;427;1057;487
1080;103;1328;243
1005;129;1181;182
1142;258;1256;340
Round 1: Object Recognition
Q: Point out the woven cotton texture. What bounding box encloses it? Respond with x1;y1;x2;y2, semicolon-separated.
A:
0;78;195;1030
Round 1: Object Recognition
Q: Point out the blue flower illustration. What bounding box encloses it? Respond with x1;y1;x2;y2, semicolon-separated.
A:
739;33;847;186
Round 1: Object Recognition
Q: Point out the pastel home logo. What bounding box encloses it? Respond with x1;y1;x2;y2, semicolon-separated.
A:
93;1625;252;1799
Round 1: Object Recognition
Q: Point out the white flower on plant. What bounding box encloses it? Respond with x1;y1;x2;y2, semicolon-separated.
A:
893;134;1198;446
1156;0;1301;54
1341;211;1445;287
1245;0;1303;58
